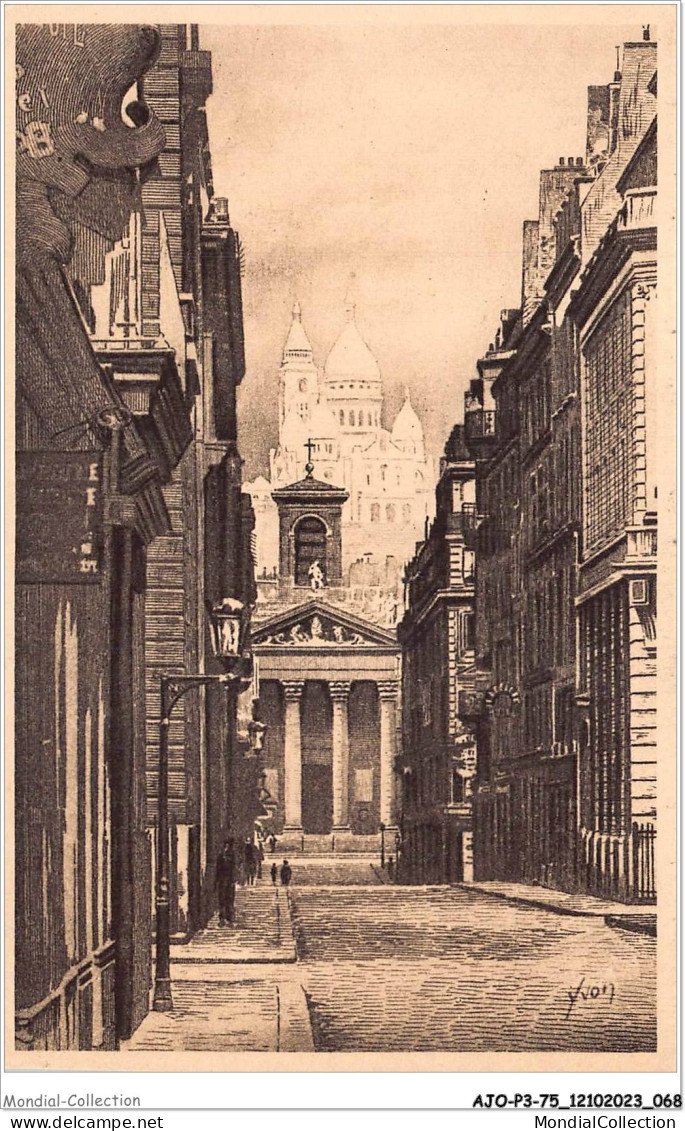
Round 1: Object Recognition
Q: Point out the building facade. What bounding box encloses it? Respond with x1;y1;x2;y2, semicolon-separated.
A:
251;470;401;849
398;425;477;884
461;35;658;902
15;22;170;1051
571;84;657;901
85;26;259;938
244;300;434;600
14;22;257;1050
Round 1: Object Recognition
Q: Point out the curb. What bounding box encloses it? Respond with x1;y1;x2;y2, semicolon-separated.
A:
168;887;299;965
463;882;657;922
605;914;657;937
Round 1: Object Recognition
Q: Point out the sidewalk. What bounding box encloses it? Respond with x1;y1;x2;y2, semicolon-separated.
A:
123;884;314;1052
464;880;656;932
171;884;297;963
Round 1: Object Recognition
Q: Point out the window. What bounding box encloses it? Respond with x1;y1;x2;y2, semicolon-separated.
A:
339;410;345;425
402;503;412;523
371;503;380;523
460;611;475;652
451;771;465;804
463;550;475;584
354;767;374;802
294;516;327;586
452;481;463;511
367;412;373;426
584;292;632;550
263;767;279;801
381;465;387;482
349;411;355;427
386;503;396;523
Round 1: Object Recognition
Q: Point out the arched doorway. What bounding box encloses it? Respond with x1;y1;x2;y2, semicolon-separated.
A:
301;681;333;833
294;516;327;586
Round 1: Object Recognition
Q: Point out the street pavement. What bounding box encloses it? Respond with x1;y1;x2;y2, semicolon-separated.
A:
125;856;656;1054
292;880;656;1052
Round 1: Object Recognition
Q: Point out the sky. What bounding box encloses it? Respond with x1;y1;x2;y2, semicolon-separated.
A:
201;15;643;479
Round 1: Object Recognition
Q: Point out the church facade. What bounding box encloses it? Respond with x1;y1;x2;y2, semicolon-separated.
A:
244;301;434;594
251;470;401;850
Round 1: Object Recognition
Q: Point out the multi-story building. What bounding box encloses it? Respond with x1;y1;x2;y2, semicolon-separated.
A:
463;157;588;888
398;425;477;883
84;25;259;937
15;21;170;1052
14;22;256;1050
571;44;657;902
461;33;657;902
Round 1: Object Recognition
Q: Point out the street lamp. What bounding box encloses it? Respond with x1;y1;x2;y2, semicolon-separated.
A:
379;821;386;869
153;598;250;1013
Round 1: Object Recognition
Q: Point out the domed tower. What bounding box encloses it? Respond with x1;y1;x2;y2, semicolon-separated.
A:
278;300;320;430
391;388;426;460
323;299;383;449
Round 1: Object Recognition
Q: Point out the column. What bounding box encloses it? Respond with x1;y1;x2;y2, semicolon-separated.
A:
282;681;304;830
378;680;398;828
330;681;351;829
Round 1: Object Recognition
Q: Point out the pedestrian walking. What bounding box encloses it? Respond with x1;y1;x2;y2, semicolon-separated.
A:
269;834;277;854
280;859;292;887
257;840;265;880
270;862;278;885
215;838;236;926
387;855;395;882
243;839;257;886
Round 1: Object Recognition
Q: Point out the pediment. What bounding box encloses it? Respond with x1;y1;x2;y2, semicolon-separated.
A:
252;599;397;649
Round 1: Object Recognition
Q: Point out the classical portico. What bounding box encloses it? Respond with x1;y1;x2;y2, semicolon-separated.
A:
251;465;401;847
253;600;400;842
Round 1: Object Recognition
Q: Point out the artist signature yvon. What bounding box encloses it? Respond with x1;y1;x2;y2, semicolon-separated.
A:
565;977;616;1020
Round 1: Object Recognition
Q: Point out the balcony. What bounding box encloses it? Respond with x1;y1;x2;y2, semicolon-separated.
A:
445;504;479;547
461;502;479;549
626;526;657;560
618;188;656;231
464;409;498;455
465;409;497;439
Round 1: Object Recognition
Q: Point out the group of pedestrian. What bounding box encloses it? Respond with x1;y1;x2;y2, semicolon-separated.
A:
271;859;292;886
214;833;293;926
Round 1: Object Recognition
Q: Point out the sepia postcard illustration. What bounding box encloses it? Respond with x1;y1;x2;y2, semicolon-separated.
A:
5;3;677;1073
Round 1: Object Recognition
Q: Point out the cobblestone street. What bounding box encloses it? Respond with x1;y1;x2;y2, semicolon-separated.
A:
126;859;656;1055
291;878;656;1052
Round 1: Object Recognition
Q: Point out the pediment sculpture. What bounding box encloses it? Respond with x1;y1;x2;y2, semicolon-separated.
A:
260;613;374;647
